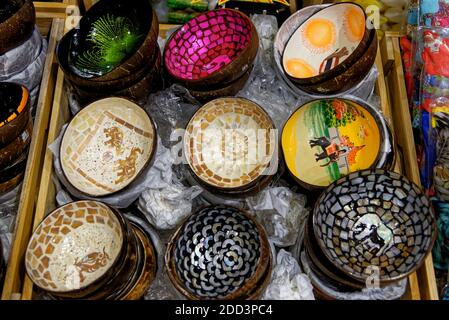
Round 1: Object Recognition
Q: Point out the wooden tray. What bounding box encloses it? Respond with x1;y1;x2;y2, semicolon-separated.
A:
380;32;439;300
1;0;79;300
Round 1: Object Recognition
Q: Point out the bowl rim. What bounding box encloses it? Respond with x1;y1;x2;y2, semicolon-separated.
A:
281;96;390;190
0;116;32;168
0;82;31;145
24;200;129;294
163;8;258;87
311;168;438;283
56;3;158;83
165;204;272;300
59;96;157;198
0;0;35;55
280;2;369;85
183;96;277;191
294;28;377;95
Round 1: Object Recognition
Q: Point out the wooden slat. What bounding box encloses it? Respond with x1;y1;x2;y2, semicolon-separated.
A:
382;35;439;300
22;66;69;299
1;18;63;300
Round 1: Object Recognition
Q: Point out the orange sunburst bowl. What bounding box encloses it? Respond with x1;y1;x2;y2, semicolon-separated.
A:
280;2;371;86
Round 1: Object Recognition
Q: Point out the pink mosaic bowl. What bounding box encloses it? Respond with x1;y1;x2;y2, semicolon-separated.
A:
163;9;258;90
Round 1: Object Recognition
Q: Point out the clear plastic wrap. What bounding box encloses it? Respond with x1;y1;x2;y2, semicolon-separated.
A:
246;187;309;247
262;249;315;300
0;28;43;80
3;38;47;95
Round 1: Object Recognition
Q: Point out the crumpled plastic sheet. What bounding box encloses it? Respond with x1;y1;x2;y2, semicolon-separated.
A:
138;183;203;230
144;84;200;148
246;187;309;247
0;183;22;263
4;38;47;96
0;28;43;80
262;249;315;300
299;251;408;300
49;124;175;208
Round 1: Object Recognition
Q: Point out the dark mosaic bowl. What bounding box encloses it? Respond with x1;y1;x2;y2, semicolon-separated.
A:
313;169;437;283
304;213;364;291
0;82;31;148
166;205;271;300
57;0;159;85
0;0;35;55
164;9;258;90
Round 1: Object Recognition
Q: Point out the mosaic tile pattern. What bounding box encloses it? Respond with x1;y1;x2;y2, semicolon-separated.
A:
184;97;275;189
60;98;155;196
164;9;252;80
313;169;436;282
173;205;261;298
25;201;123;292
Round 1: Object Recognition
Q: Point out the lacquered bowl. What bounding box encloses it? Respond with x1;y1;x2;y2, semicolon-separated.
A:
297;28;377;95
60;97;157;197
282;3;369;85
0;82;31;147
57;0;158;84
166;205;271;300
188;66;252;102
184;97;277;195
164;9;259;90
71;47;162;104
25;201;128;297
0;0;35;55
0;117;32;169
281;97;392;190
313;169;437;283
0;147;28;193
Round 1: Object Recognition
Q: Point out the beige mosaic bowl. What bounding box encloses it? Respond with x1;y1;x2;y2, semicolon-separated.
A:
184;97;276;194
25;201;125;295
60;97;156;197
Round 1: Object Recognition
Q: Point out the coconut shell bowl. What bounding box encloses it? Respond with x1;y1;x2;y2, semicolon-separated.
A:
163;9;258;100
60;97;157;198
25;200;157;300
0;82;32;194
0;0;35;55
166;205;272;300
312;169;437;284
56;0;160;102
184;97;277;198
281;97;393;190
274;3;377;95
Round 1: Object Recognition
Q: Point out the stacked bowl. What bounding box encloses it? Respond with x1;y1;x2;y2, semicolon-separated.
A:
183;97;277;199
57;0;161;105
0;0;46;111
163;9;259;102
0;239;4;289
58;97;157;198
281;97;395;191
165;205;272;300
274;3;378;96
300;169;437;299
0;82;33;195
25;200;157;300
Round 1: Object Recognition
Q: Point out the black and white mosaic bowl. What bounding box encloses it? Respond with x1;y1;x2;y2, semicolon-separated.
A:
165;205;271;300
312;169;437;283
